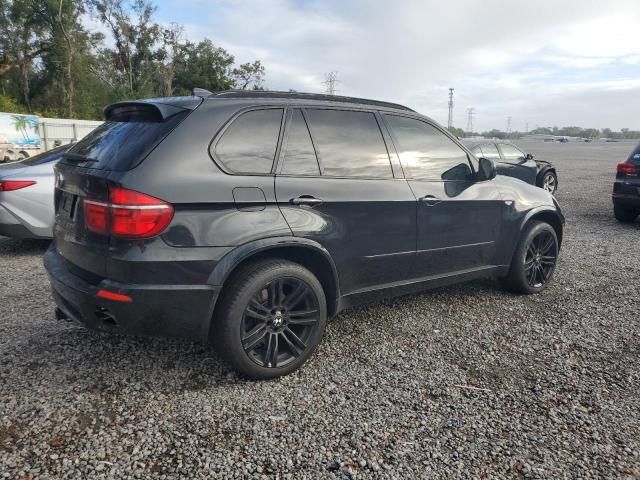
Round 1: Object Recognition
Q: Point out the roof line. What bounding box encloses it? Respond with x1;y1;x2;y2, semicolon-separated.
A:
206;89;415;112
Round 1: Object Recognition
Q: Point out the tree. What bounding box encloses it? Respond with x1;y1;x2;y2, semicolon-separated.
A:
173;39;235;95
0;0;48;111
232;60;265;90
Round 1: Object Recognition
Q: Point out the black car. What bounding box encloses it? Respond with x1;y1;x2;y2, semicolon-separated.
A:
45;91;564;378
463;140;558;194
612;142;640;222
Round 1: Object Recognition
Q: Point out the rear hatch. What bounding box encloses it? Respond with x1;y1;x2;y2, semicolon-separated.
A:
53;97;200;278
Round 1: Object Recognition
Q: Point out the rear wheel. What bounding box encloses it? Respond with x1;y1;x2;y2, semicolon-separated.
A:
614;206;638;223
213;259;327;379
501;221;559;294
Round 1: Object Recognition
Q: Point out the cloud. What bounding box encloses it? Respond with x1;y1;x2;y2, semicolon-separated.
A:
155;0;640;130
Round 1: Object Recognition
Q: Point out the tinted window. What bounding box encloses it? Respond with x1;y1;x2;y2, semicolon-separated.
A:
66;110;188;171
479;143;500;159
281;110;320;176
304;109;392;178
628;143;640;165
500;143;525;161
21;144;71;166
216;109;283;174
385;115;472;180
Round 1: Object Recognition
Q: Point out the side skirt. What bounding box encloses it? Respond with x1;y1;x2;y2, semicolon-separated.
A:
336;265;509;312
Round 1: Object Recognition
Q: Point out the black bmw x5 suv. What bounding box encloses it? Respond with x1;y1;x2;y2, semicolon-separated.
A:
45;91;564;378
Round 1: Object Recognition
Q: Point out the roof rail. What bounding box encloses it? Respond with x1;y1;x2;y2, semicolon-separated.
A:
210;90;414;112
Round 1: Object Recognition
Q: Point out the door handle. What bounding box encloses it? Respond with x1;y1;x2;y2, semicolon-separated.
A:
290;196;324;206
419;195;441;206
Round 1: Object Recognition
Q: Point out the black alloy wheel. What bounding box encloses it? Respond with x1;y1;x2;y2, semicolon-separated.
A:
213;259;327;379
524;230;558;288
241;277;320;368
500;220;559;294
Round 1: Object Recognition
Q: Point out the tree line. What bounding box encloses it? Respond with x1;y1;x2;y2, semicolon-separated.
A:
0;0;265;120
449;125;640;140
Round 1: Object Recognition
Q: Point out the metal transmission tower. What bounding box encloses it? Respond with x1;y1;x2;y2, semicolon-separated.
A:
466;108;475;134
447;88;454;129
323;72;339;95
507;116;512;135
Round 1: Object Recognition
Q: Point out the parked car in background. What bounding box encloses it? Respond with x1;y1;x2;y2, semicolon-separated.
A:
45;91;564;379
612;142;640;223
0;144;72;239
463;140;558;194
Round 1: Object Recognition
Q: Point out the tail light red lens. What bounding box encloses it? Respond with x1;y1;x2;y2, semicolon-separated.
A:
83;186;174;239
617;162;637;175
0;180;36;191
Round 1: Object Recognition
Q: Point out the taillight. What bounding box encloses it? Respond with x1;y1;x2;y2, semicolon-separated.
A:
0;180;36;191
617;162;637;175
83;186;174;239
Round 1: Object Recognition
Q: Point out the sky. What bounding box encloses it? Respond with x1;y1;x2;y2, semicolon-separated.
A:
153;0;640;131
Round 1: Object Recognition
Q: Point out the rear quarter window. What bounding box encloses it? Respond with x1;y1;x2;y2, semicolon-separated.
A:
213;108;284;174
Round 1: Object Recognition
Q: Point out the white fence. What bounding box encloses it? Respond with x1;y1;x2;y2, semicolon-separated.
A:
38;117;103;151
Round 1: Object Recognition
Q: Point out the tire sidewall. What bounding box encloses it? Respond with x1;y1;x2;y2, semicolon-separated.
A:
512;222;559;294
217;261;327;379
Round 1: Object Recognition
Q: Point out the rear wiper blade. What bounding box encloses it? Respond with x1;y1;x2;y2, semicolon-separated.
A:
62;153;98;162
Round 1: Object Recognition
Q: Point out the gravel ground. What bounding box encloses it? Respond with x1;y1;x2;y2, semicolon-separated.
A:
1;140;639;479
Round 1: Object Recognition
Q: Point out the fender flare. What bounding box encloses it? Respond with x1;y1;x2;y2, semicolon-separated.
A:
207;236;341;294
518;205;564;245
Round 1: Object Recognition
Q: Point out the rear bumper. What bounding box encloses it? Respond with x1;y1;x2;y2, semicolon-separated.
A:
44;246;220;342
612;194;640;209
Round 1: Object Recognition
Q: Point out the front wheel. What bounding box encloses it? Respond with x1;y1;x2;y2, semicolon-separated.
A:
213;259;327;379
501;221;559;294
541;171;558;194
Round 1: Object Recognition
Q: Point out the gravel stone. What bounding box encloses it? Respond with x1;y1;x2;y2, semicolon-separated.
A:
0;140;639;478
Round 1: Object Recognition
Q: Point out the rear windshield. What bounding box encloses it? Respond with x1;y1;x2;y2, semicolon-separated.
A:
21;144;71;166
628;143;640;165
64;109;188;171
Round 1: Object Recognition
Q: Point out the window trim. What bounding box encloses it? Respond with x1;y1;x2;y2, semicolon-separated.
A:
277;106;397;180
209;105;286;176
275;108;322;177
381;113;477;181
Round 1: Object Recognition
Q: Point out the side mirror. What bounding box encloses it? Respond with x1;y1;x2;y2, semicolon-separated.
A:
526;153;534;160
477;157;497;181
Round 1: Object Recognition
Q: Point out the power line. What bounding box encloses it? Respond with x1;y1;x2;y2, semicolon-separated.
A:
323;72;339;95
447;88;454;129
466;107;475;134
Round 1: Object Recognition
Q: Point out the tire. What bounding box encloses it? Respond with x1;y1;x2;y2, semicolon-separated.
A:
212;259;327;379
614;206;638;223
540;170;558;194
500;220;559;294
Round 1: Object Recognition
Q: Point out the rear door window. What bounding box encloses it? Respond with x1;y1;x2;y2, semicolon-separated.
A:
384;115;472;181
280;110;320;176
499;144;526;161
479;143;501;159
214;108;284;174
304;109;393;178
65;109;188;171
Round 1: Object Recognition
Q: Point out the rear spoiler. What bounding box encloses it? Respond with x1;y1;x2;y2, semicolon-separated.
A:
104;97;202;122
